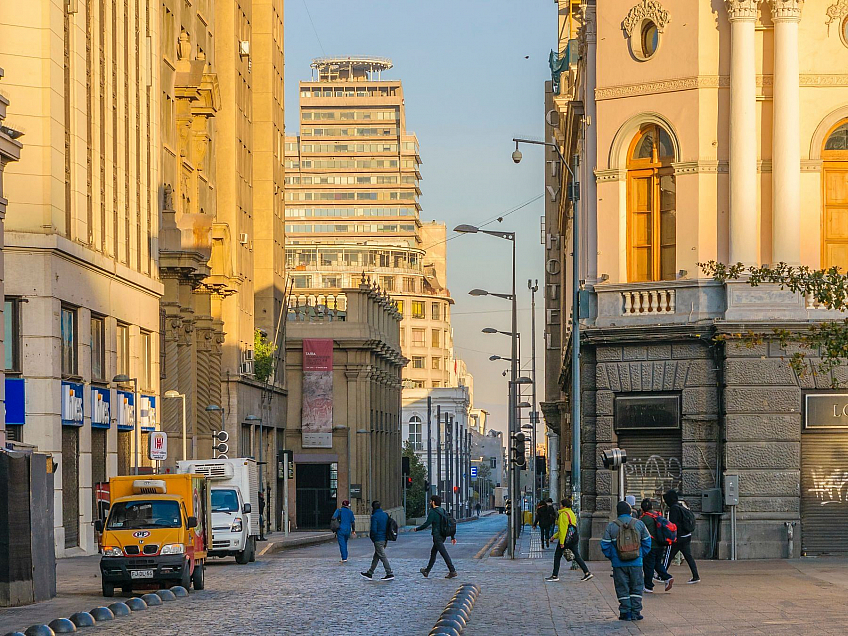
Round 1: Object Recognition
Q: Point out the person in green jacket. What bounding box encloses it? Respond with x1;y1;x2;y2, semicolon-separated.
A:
546;498;593;582
414;495;457;578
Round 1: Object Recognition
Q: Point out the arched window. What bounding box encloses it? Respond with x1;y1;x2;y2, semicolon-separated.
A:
408;415;422;450
627;124;676;282
822;120;848;271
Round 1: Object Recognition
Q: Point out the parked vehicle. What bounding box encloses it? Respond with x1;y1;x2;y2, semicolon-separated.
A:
494;487;508;514
96;474;210;597
177;458;259;564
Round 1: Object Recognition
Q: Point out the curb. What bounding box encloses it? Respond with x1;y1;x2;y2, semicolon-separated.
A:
2;586;190;636
260;532;336;555
429;583;481;636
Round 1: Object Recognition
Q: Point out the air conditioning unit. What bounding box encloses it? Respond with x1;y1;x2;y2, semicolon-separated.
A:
239;40;250;58
239;233;249;244
243;349;254;361
239;360;254;375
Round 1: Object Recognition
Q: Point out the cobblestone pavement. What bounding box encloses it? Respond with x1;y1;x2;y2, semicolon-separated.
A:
7;516;848;635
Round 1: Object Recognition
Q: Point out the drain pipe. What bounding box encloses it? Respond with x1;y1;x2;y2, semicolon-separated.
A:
784;521;797;559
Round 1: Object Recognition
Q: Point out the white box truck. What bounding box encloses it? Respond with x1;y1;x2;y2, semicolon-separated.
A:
494;487;508;514
177;458;259;564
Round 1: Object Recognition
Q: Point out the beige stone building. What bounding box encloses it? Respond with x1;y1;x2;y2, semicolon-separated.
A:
285;282;405;528
544;0;848;559
0;1;163;555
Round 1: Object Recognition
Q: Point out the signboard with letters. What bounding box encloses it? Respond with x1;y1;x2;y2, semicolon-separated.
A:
805;394;848;429
470;466;478;480
148;431;167;460
116;391;135;430
91;386;111;429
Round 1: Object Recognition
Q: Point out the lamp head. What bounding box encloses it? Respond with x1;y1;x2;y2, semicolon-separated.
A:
515;376;533;385
517;401;532;408
468;289;489;297
164;390;181;399
245;414;261;422
482;327;498;334
489;355;501;362
205;404;222;412
112;374;131;383
511;148;522;164
453;224;479;234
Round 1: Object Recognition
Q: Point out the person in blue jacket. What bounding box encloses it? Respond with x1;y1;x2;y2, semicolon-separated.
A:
600;500;652;622
331;500;356;563
360;501;394;581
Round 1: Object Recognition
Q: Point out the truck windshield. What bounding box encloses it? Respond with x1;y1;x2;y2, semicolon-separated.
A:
211;489;239;513
106;500;182;529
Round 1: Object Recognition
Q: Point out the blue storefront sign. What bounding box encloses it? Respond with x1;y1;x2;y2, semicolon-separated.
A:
140;395;157;432
91;386;111;429
5;377;25;425
116;390;135;431
61;381;84;426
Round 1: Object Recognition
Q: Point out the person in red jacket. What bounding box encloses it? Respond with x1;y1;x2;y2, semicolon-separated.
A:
638;499;673;592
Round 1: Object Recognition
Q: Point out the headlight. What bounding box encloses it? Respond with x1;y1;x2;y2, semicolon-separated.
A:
160;543;185;555
231;518;243;533
102;546;123;557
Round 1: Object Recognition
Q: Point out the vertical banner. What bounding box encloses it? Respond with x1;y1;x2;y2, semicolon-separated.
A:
302;339;334;448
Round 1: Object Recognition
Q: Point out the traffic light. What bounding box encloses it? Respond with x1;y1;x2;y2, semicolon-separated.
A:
402;456;410;477
453;486;459;493
213;430;229;459
406;476;413;488
511;432;526;468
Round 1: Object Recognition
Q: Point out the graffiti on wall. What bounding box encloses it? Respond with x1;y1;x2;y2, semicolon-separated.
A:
624;454;682;502
807;469;848;505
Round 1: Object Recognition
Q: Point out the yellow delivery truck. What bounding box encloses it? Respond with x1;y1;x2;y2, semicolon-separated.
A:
96;474;210;596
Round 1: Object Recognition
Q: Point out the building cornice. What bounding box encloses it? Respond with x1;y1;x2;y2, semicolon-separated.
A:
595;74;847;100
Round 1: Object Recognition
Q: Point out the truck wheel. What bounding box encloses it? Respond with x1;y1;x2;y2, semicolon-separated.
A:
180;561;191;590
191;561;205;590
249;537;256;562
235;546;250;565
102;581;114;597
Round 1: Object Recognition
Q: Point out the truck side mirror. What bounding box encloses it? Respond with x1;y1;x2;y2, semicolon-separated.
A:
187;516;198;529
94;519;104;533
242;503;251;514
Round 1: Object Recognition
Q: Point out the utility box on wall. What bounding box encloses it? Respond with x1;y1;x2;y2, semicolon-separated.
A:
0;450;56;607
724;474;739;506
701;488;723;513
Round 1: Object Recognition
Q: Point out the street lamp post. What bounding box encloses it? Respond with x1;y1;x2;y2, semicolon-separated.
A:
246;414;265;541
528;279;539;508
164;391;187;461
113;375;140;474
513;138;582;516
205;404;225;461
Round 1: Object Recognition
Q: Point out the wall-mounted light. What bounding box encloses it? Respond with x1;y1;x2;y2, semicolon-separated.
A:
677;269;688;279
599;273;609;282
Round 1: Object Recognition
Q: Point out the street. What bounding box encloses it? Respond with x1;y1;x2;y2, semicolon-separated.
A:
6;514;848;635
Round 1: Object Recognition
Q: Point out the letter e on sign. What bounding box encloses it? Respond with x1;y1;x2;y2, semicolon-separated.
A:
149;431;168;460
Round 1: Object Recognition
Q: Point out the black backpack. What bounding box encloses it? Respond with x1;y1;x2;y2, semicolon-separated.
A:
439;509;457;538
675;504;696;535
386;514;399;541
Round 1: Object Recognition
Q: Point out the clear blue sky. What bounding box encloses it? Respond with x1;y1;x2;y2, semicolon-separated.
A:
285;0;557;435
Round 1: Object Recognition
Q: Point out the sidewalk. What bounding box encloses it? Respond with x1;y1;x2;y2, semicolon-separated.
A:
258;530;335;555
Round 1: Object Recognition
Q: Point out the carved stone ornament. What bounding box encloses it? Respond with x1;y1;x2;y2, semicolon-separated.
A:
826;0;848;33
770;0;802;20
725;0;760;20
623;0;671;36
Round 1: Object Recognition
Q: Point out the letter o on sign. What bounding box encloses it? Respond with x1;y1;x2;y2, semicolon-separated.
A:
546;259;561;276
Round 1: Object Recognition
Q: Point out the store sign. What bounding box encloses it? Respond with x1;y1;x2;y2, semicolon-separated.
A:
116;391;135;430
91;387;111;428
805;394;848;429
148;431;168;460
614;394;680;431
5;378;25;425
140;396;157;430
61;382;84;426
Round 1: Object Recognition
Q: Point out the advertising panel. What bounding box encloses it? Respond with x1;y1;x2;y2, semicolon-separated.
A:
302;339;334;448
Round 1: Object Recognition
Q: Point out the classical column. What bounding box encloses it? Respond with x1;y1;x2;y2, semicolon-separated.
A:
771;0;802;264
727;0;759;264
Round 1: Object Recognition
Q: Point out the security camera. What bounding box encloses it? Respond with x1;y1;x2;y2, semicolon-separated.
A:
511;149;522;164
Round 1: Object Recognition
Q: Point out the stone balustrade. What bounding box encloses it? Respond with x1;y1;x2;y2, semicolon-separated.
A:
621;288;676;315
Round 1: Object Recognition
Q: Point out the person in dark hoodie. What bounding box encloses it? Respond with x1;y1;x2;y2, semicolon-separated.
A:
662;489;700;584
601;500;652;621
638;498;673;592
415;495;458;578
361;501;394;581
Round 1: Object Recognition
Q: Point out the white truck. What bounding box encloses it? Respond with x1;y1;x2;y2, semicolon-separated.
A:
494;487;508;514
177;458;260;564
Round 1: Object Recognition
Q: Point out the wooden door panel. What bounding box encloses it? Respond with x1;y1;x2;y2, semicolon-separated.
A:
825;206;848;239
825;243;848;271
825;169;848;204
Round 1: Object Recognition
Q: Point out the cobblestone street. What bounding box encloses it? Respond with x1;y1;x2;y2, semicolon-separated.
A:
6;515;848;635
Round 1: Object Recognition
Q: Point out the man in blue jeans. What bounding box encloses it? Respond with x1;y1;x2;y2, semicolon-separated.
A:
331;500;356;563
361;501;394;581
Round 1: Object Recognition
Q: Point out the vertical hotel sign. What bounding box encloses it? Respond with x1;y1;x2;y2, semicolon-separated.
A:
302;339;333;448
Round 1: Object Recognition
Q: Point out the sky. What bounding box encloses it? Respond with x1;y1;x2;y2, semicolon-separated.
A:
285;0;557;435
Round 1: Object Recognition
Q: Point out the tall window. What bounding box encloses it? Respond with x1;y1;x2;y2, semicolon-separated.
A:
412;356;426;369
4;299;20;373
627;124;676;282
61;306;77;376
431;302;441;321
411;329;425;346
411;301;425;319
431;329;441;348
408;415;422;450
396;299;404;315
141;331;152;389
822;120;848;270
379;276;395;292
116;324;130;377
90;316;105;381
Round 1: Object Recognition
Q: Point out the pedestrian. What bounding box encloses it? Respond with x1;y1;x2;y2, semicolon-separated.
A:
545;498;556;546
601;500;652;622
360;501;394;581
475;502;481;518
637;498;673;592
625;495;636;508
415;495;458;579
662;489;700;584
545;497;593;582
331;500;356;563
533;501;553;549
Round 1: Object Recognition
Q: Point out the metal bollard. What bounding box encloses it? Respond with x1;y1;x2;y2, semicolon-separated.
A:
784;521;797;559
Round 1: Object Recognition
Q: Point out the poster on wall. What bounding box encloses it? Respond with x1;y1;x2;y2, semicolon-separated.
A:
302;338;334;448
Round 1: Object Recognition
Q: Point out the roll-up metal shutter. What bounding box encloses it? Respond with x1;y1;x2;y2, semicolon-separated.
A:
617;431;683;505
801;430;848;555
61;426;79;548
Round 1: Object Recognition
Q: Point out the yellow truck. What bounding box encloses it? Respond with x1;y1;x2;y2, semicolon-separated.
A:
95;474;210;596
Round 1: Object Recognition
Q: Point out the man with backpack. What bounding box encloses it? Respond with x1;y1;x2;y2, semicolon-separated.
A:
638;498;674;592
360;501;394;581
601;500;652;622
662;489;700;584
414;495;457;579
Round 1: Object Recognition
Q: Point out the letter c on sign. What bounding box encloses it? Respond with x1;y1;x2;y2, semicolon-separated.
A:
546;109;559;128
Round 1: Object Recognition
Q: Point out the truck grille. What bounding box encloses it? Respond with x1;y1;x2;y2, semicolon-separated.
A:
212;540;230;550
143;545;159;555
123;546;159;556
125;545;139;555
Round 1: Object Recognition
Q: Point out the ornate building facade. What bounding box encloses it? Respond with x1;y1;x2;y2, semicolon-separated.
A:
545;0;848;559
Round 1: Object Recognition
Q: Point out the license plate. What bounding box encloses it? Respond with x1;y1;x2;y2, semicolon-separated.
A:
130;569;154;579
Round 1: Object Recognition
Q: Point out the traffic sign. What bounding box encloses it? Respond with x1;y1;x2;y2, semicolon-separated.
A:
470;466;478;479
148;431;167;460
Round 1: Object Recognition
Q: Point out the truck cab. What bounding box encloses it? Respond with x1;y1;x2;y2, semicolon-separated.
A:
97;475;209;597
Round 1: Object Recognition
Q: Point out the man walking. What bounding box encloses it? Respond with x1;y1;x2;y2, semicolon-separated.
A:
546;497;593;581
662;490;700;584
638;499;673;592
415;495;457;579
533;501;553;550
331;500;356;563
361;501;394;581
601;500;652;622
